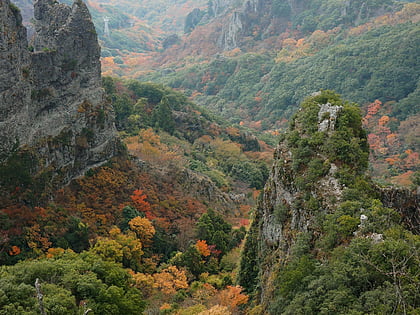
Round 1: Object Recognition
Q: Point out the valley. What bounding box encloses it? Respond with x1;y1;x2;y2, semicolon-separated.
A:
0;0;418;314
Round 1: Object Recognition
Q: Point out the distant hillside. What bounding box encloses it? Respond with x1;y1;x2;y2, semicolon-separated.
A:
138;1;420;186
13;0;207;56
154;21;419;123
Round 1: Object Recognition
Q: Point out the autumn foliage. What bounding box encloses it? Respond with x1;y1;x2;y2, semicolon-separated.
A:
216;285;249;312
130;189;152;214
153;265;189;295
196;240;211;257
8;245;21;256
363;100;419;186
129;216;156;247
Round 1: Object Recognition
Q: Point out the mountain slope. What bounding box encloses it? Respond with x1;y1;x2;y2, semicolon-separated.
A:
138;1;420;186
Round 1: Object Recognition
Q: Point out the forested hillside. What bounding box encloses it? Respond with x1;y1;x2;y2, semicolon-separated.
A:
1;0;419;314
1;74;270;313
131;0;418;186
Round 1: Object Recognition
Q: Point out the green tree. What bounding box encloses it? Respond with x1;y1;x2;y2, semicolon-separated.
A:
196;209;232;256
171;245;206;277
120;205;142;231
0;251;146;314
151;97;175;134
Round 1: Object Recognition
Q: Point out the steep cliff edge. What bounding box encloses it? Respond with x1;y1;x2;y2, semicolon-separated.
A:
215;0;401;50
0;0;31;135
238;91;419;314
0;0;119;191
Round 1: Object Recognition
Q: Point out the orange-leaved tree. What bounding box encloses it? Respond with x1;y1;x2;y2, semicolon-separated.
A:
216;285;249;312
196;240;211;257
8;245;21;256
130;189;152;213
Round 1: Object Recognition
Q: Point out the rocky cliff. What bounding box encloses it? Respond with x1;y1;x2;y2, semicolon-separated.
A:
238;91;419;313
378;186;420;234
0;0;119;190
210;0;401;50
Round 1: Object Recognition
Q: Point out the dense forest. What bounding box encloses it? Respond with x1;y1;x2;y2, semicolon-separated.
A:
0;0;419;314
0;76;270;313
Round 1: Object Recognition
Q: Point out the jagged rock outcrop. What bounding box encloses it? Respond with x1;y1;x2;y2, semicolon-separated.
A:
7;0;34;36
215;0;401;50
0;1;31;136
208;0;229;17
184;8;205;33
217;0;291;50
0;0;119;187
256;100;347;252
317;102;342;133
238;91;419;312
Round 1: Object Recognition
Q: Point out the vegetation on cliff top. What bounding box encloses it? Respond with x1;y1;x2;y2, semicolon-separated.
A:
239;91;419;314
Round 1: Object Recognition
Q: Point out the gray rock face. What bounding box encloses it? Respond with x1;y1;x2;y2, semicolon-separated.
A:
184;8;204;33
0;0;118;186
217;0;288;50
213;0;397;52
378;186;419;234
218;11;242;50
259;143;343;251
0;1;31;134
318;102;342;133
253;102;347;254
246;107;347;304
209;0;232;17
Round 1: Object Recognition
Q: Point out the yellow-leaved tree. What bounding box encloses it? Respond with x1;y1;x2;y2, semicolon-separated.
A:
153;265;189;295
129;216;156;247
